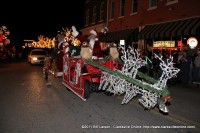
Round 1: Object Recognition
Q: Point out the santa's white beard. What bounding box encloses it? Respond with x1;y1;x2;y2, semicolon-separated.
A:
110;47;119;60
80;47;92;60
89;39;95;50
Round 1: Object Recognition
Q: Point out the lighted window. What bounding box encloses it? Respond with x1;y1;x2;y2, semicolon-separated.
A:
131;0;138;13
110;0;115;19
92;6;96;23
120;0;125;16
100;2;105;21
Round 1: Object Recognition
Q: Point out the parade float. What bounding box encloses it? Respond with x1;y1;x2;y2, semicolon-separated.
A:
44;26;180;114
44;27;82;78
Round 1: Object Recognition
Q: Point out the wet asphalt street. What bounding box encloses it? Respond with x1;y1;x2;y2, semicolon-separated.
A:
0;61;199;133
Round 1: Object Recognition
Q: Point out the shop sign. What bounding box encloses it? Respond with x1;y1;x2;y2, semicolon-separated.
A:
120;40;125;46
153;41;175;47
187;37;198;49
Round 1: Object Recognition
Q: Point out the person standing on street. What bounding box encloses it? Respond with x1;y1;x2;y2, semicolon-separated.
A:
178;50;192;87
193;50;200;86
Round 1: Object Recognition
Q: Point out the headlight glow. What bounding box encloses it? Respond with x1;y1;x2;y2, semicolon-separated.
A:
32;57;38;61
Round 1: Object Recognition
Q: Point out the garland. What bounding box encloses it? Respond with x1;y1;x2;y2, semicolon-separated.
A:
85;60;169;97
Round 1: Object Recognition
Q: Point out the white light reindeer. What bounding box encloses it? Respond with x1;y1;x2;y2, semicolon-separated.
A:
98;45;180;113
153;54;180;89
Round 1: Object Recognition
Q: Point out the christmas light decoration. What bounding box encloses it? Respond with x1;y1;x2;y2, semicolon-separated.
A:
25;35;55;48
0;26;10;48
60;27;81;46
85;45;180;112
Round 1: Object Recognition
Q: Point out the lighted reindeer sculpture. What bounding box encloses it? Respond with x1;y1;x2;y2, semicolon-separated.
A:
98;45;180;113
120;46;146;78
153;54;180;89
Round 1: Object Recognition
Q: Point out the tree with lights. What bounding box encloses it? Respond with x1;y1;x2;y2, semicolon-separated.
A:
0;26;10;49
45;26;82;77
0;26;10;62
25;35;55;49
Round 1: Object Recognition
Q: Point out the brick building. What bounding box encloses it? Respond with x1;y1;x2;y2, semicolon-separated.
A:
81;0;200;52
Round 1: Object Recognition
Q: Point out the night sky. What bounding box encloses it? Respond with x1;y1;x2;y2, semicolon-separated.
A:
1;0;85;47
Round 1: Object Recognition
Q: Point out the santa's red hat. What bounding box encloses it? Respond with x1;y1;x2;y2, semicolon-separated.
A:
90;29;98;36
89;29;99;41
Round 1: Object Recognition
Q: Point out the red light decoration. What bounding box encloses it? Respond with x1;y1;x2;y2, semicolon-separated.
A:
177;41;182;47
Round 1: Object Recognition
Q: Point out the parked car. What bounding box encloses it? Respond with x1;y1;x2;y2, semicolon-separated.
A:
28;49;47;65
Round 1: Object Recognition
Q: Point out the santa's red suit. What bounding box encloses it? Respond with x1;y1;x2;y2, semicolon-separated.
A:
0;35;5;42
91;40;102;57
88;29;102;58
71;26;102;58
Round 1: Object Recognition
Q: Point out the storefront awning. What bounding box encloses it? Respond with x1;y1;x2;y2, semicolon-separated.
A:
99;28;139;42
138;16;200;39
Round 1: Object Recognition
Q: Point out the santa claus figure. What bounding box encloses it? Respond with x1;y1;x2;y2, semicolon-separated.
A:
88;29;102;58
71;26;102;59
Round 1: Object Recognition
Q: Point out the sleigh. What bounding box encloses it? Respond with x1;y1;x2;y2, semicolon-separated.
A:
44;42;179;114
43;25;180;114
62;56;121;101
62;45;180;113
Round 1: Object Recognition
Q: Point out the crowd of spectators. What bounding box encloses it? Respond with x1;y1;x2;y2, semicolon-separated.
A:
140;48;200;87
